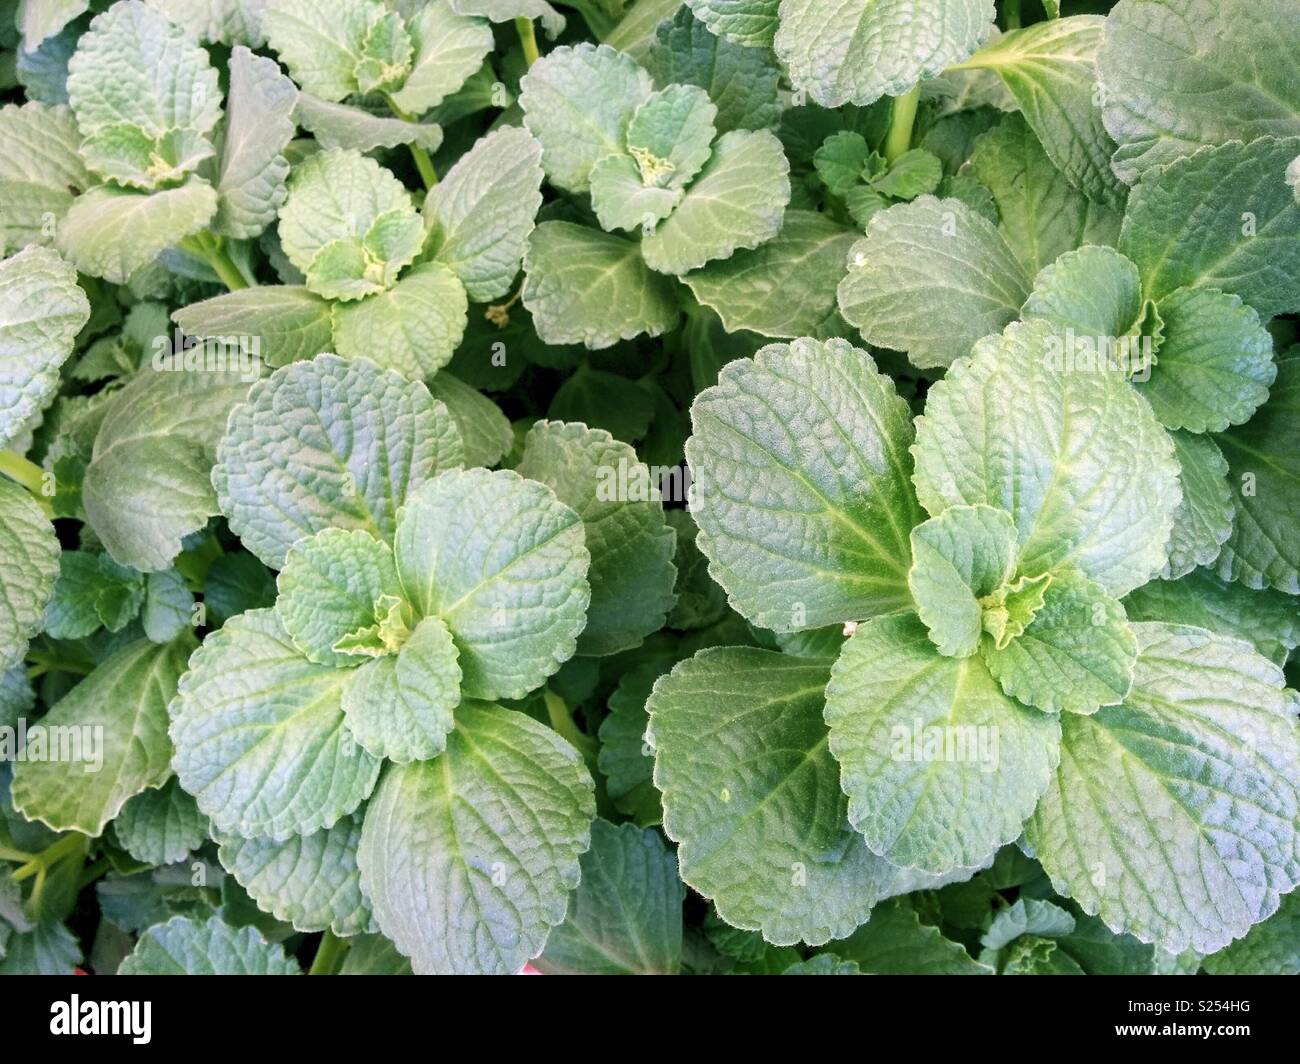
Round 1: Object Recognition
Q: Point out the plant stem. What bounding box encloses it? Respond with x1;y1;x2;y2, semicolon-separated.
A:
0;843;36;865
309;928;350;975
884;85;921;163
10;833;87;884
543;690;599;762
384;94;439;189
24;650;94;677
1004;0;1022;29
0;450;54;518
515;17;541;66
180;232;250;291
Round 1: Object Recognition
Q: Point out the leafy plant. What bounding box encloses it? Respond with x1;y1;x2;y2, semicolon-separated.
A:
0;0;1297;979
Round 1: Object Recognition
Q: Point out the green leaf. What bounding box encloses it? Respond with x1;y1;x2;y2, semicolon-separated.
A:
978;571;1051;650
293;94;442;153
0;102;91;251
522;222;681;347
958;16;1125;208
1123;569;1300;668
535;820;684;974
1162;430;1233;579
67;1;222;188
425;370;513;469
1021;244;1144;339
548;368;655;445
215;353;463;569
1202;891;1300;976
517;421;676;656
213;46;297;240
119;915;300;975
385;0;494;116
872;149;942;199
598;660;670;825
331;262;469;378
648;6;782;133
627;84;718;192
56;180;219;285
970;114;1121;277
813;131;872;197
641;129;790;275
650;647;946;945
424;126;545;303
169;609;382;840
17;0;89;47
449;0;566;38
774;0;996;108
682;210;858;338
684;0;779;48
838;196;1030;369
11;637;192;835
42;551;143;640
782;953;862;974
1026;621;1300;954
81;362;251;572
275;528;406;666
1119;136;1300;319
520;43;655;193
825;613;1061;873
908;504;1018;658
280;150;424;301
394;468;589;700
0;478;60;671
912;319;1182;597
833;897;993;974
686;337;922;631
143;568;194;643
215;812;375;935
173;286;335;369
144;1;272;47
0;921;82;975
1214;356;1300;593
340;614;461;763
113;778;209;866
0;246;89;451
1135;286;1276;434
357;703;595;974
263;0;374;102
1099;0;1300;185
589;153;683;233
982;570;1138;716
982;898;1075;951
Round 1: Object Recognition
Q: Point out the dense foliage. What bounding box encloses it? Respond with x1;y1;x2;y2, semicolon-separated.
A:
0;0;1297;977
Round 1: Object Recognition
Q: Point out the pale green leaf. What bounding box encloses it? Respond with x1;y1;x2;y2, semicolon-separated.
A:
522;221;681;348
424;126;544;302
590;153;683;233
213;47;297;240
1202;891;1300;976
340;614;461;762
449;0;565;38
970;113;1121;277
293;94;443;152
838;196;1030;369
774;0;996;108
17;0;90;47
1162;430;1233;579
173;286;335;369
519;43;655;193
393;468;589;700
424;370;512;469
641;129;791;275
912;319;1182;596
11;637;192;835
627;84;718;191
1026;622;1300;954
517;421;676;656
685;337;922;631
1099;0;1300;184
113;778;209;866
216;812;375;935
536;820;684;974
357;703;595;974
825;613;1061;874
263;0;374;102
143;568;194;644
684;0;779;48
0;102;91;251
331;261;469;378
682;210;857;338
833;897;993;974
0;246;89;450
81;361;251;572
169;609;382;840
144;0;273;46
597;660;669;825
214;353;463;569
119;915;300;974
1021;244;1143;338
386;0;494;116
0;479;60;671
1119;136;1300;319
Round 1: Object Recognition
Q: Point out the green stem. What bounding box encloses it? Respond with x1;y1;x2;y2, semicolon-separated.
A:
384;94;439;189
0;451;54;518
309;929;350;975
515;17;541;66
883;85;921;164
0;843;36;865
24;650;94;677
180;232;249;292
543;690;598;762
1004;0;1022;29
78;857;111;890
10;833;87;884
